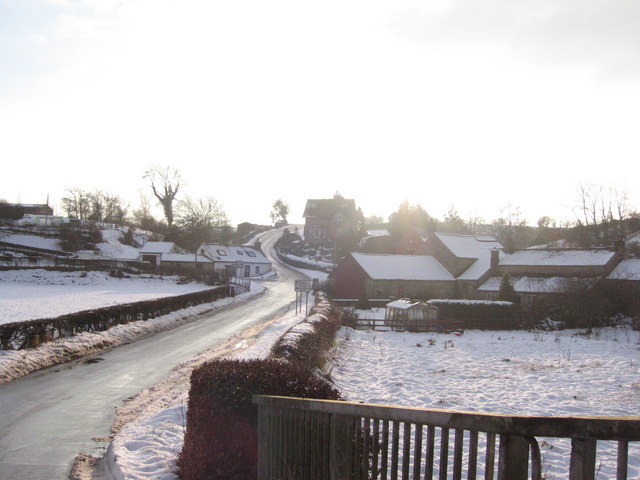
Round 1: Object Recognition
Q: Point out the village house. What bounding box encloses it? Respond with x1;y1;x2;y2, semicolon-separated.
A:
137;242;214;274
198;243;272;278
330;253;455;300
302;194;359;244
476;246;624;306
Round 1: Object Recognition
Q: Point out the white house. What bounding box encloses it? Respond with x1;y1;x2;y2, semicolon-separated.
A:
199;243;272;278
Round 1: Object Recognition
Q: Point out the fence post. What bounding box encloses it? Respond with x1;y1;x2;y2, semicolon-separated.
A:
569;437;597;480
257;403;270;480
497;434;529;480
330;414;354;480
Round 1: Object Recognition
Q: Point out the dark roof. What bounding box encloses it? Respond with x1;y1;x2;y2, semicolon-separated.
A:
303;196;357;219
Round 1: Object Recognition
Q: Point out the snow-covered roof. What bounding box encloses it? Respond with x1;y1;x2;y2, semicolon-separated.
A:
386;299;429;310
428;298;514;306
351;253;454;281
499;249;616;267
477;276;577;293
607;259;640;281
366;229;390;237
162;253;212;263
201;244;271;264
627;231;640;245
139;242;175;254
435;232;502;259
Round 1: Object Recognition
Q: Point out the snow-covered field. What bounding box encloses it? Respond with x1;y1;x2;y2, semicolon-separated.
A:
331;325;640;479
0;269;212;324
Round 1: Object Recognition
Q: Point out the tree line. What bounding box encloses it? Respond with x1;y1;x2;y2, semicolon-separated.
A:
54;165;290;251
364;183;638;253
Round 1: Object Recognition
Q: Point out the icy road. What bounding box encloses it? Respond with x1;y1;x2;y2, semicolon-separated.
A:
0;230;305;479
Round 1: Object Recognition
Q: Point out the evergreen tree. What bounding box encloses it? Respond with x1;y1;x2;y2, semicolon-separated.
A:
498;271;519;304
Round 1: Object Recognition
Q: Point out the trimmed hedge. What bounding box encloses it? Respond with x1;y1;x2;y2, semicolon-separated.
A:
427;299;520;330
0;285;232;350
270;292;341;369
178;359;341;480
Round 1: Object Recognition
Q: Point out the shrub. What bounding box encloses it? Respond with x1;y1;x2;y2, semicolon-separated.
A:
178;359;341;480
270;292;342;369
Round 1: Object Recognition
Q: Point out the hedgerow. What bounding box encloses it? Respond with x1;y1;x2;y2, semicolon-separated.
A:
177;359;341;480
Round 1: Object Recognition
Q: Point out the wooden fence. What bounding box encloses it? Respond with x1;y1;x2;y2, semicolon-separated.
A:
351;317;464;334
253;395;640;480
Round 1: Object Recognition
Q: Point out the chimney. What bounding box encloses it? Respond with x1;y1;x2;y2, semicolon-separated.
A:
490;249;500;269
614;239;626;259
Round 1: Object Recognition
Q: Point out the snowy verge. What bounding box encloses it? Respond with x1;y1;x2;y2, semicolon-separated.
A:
0;284;266;384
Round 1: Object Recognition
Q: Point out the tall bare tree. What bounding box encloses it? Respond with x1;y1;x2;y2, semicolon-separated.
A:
144;166;182;228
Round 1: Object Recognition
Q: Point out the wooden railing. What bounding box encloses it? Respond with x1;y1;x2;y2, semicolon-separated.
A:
253;396;640;480
351;317;464;333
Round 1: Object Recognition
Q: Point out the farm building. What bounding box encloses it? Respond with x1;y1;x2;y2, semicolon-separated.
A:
330;253;455;300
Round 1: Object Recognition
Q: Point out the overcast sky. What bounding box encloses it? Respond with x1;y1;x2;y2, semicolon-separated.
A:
1;0;638;226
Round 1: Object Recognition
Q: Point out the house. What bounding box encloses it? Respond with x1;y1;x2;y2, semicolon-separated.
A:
330;253;455;300
395;230;430;255
0;203;54;220
303;194;359;244
199;243;272;278
430;233;504;297
476;247;623;306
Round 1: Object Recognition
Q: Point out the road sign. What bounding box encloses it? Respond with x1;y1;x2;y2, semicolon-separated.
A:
295;280;312;292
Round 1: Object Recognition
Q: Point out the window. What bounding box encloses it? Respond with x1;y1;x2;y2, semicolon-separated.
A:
255;266;260;274
217;250;227;256
237;251;244;255
247;251;256;257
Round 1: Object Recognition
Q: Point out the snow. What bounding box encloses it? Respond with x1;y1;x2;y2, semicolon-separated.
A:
0;269;212;324
97;230;142;260
331;326;640;479
500;249;616;267
0;233;61;251
434;232;502;259
477;275;574;293
607;259;640;281
352;253;454;281
139;242;176;254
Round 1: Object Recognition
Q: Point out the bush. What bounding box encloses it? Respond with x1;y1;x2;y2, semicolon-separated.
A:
178;359;341;480
270;292;342;369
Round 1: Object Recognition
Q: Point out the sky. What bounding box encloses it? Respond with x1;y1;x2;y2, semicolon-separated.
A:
1;0;639;227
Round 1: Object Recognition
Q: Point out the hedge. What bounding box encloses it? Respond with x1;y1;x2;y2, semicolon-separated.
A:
270;292;341;369
177;359;341;480
0;285;233;350
427;299;520;330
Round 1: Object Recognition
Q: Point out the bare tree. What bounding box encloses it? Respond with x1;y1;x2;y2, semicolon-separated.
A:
60;188;90;219
132;192;157;230
175;196;230;248
492;203;527;252
144;166;182;228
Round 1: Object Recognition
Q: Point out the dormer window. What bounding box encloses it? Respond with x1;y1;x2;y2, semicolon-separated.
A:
237;251;244;255
217;250;227;256
247;251;256;257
